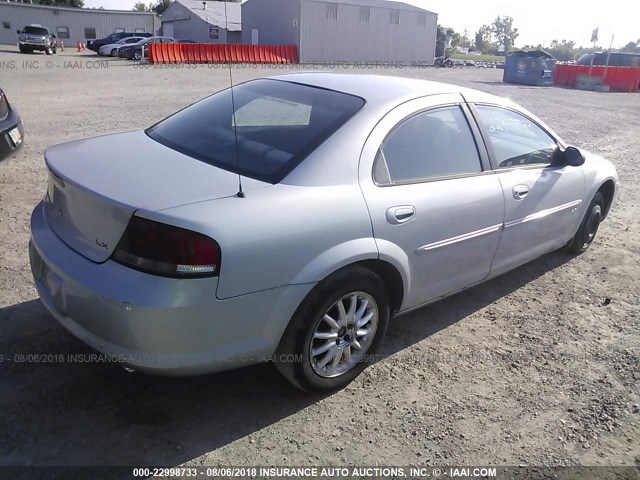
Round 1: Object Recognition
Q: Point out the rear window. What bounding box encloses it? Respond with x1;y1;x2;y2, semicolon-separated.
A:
24;26;48;36
146;79;365;183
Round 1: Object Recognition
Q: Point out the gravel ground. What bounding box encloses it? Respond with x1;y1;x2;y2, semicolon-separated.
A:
0;48;638;471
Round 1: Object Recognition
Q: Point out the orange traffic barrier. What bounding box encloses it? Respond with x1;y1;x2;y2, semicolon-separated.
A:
554;64;640;93
149;43;299;65
76;42;81;52
161;43;169;64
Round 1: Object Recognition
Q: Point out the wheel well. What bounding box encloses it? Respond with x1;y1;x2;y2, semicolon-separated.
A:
598;180;615;219
355;259;404;315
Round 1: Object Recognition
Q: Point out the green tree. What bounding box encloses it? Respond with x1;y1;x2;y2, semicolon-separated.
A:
621;40;639;53
132;2;150;11
546;39;577;61
474;25;492;53
35;0;84;8
151;0;172;15
490;16;519;52
435;26;461;57
461;29;472;48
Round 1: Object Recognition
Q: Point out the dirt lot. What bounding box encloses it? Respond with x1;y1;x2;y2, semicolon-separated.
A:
0;48;638;472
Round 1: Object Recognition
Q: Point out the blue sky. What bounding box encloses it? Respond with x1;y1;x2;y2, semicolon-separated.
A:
83;0;639;49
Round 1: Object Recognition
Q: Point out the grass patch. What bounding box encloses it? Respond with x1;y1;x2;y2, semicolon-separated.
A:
450;53;505;62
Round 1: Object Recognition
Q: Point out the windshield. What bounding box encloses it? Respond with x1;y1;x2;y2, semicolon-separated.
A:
146;79;365;183
23;26;48;36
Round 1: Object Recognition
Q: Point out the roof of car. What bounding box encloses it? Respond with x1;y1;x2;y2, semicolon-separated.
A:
269;72;502;107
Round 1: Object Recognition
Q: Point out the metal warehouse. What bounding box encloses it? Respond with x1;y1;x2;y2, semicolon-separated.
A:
161;0;241;44
0;3;159;47
241;0;437;64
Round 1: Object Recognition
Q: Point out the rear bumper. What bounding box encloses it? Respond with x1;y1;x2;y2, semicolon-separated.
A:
0;108;23;162
29;201;314;375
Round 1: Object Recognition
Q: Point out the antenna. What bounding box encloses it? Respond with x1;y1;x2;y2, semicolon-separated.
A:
224;0;245;198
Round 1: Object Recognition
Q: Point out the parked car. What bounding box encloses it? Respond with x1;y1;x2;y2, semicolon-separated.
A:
87;32;152;52
434;56;449;68
98;36;145;57
118;36;176;60
577;52;640;67
29;74;619;392
17;25;57;55
0;88;24;162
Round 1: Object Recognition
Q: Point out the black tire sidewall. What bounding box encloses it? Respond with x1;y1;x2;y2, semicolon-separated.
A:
275;266;390;392
568;192;604;254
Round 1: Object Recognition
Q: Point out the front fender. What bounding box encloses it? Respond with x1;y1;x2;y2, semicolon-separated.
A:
581;151;620;213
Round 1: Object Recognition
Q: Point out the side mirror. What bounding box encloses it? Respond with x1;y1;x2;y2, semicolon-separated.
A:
17;30;22;34
563;146;585;167
51;34;57;38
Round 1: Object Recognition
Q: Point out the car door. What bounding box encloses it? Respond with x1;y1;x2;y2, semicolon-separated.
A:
470;104;585;276
359;94;505;311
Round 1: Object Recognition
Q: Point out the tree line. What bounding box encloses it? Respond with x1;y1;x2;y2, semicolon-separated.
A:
437;16;640;61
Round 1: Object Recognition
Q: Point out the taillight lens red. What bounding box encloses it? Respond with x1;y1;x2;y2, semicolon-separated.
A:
112;216;220;278
0;91;9;121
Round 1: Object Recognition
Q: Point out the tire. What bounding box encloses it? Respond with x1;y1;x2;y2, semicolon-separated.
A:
111;49;117;56
566;192;604;254
134;50;142;61
275;266;390;392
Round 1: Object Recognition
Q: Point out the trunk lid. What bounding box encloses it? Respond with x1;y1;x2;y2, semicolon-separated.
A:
44;130;267;263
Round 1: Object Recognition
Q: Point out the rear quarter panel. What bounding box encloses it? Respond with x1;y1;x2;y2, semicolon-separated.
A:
150;183;378;299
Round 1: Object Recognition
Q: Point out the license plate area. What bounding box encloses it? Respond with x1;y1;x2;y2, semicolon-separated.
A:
8;127;22;147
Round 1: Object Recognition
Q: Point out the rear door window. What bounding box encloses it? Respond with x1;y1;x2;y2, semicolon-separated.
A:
375;106;482;184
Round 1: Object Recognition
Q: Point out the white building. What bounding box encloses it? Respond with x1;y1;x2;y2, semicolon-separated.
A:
161;0;241;44
241;0;437;64
0;2;159;47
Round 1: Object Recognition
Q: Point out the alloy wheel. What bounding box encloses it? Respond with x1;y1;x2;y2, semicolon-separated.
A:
310;291;378;378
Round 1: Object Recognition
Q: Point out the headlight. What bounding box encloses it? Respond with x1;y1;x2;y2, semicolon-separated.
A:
41;36;46;40
19;35;26;42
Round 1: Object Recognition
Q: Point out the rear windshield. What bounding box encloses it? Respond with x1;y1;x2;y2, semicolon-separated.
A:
146;79;365;183
24;26;48;36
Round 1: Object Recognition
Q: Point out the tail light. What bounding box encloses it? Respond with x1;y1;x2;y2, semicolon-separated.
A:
0;91;9;121
112;216;220;278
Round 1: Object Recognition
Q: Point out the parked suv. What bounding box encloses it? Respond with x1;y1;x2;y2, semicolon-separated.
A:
87;32;152;52
17;25;57;55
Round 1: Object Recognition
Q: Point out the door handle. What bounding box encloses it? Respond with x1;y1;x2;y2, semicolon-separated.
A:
513;184;530;199
386;206;415;225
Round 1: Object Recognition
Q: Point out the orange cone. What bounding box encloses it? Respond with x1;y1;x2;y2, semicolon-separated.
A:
77;41;81;52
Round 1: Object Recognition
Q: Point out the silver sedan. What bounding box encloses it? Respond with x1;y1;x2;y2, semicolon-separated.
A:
29;74;619;392
98;36;145;57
